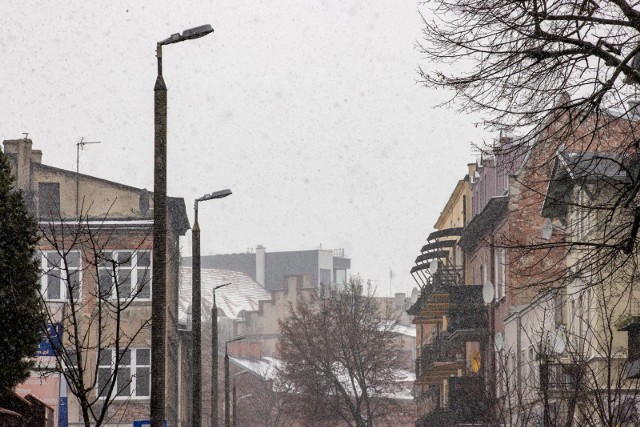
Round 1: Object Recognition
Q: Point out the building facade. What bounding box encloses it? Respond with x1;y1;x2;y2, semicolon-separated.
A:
185;245;350;292
408;164;491;426
407;108;640;426
4;138;191;426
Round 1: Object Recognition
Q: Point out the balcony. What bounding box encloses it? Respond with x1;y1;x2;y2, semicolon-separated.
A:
618;315;640;378
416;407;455;427
415;334;465;385
540;361;579;393
448;375;488;423
447;285;488;340
414;376;488;427
411;265;464;325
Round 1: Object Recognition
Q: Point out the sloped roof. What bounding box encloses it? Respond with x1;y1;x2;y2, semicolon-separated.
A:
179;267;272;324
230;356;415;400
542;151;640;218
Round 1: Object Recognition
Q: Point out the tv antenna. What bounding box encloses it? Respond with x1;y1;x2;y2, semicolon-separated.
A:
75;137;102;217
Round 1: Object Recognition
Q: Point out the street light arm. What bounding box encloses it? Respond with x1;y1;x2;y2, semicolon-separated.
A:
226;336;246;346
213;282;231;308
225;336;246;353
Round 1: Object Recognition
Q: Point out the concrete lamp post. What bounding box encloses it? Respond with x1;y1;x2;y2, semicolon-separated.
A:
224;336;245;427
211;282;231;427
192;189;232;427
151;24;213;427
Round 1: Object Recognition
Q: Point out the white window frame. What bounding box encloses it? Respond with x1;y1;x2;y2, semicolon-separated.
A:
40;250;82;301
97;348;151;399
98;250;152;301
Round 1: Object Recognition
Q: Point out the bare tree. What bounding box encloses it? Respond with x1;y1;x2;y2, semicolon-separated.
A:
419;0;640;135
38;207;153;427
488;276;640;427
277;276;404;427
419;0;640;291
231;370;296;427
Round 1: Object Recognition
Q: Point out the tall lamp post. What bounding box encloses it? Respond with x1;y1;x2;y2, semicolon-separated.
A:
192;189;232;427
211;282;230;427
151;24;214;427
224;337;245;427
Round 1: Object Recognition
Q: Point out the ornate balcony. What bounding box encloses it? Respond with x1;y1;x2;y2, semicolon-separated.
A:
415;376;488;427
447;285;488;340
416;407;455;427
448;375;488;423
415;333;465;385
540;361;579;393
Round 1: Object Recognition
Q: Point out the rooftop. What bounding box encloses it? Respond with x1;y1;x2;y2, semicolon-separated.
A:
178;267;272;324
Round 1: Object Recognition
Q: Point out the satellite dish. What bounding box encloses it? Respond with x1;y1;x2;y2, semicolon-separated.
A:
552;328;567;354
482;281;495;304
541;218;553;240
429;259;438;274
494;332;504;352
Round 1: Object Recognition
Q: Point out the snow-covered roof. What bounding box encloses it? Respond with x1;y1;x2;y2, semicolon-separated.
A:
230;356;416;400
230;356;281;380
179;267;272;324
386;322;417;337
378;320;416;338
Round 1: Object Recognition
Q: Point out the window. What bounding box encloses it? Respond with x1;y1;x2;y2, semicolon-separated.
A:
320;269;331;286
98;348;150;399
39;182;60;218
576;188;594;240
41;251;81;301
319;268;331;297
507;352;515;391
441;379;449;408
98;251;151;300
554;289;566;327
494;249;507;299
496;349;505;398
528;346;537;387
335;269;347;286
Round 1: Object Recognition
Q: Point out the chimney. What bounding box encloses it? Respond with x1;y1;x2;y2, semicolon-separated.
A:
31;150;42;164
3;138;33;191
394;293;405;310
255;245;266;286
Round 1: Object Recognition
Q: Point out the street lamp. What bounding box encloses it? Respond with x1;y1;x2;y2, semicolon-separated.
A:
151;24;214;427
211;282;231;427
192;189;232;427
232;371;248;427
224;337;245;427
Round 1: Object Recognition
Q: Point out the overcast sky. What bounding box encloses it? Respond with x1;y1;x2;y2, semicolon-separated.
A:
2;1;489;296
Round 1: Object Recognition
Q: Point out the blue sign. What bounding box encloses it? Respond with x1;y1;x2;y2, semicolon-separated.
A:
58;396;67;427
37;323;63;357
133;421;167;427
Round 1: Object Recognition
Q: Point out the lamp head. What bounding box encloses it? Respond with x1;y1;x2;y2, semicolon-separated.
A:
226;336;245;345
196;189;232;203
159;24;214;46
